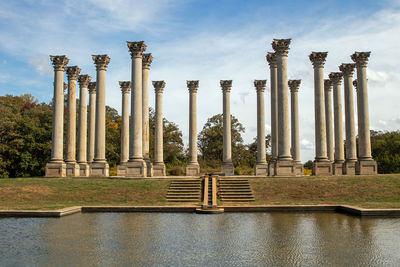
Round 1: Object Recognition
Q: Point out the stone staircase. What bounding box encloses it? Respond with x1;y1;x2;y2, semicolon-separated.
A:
166;179;202;202
217;178;255;202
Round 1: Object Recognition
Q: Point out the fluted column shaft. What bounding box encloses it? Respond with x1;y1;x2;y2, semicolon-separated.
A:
329;73;345;163
289;80;301;162
255;80;267;164
77;75;91;163
66;66;81;163
187;81;199;164
120;82;131;163
221;81;232;163
267;53;278;161
324;80;334;161
154;81;165;163
142;53;152;161
87;82;96;163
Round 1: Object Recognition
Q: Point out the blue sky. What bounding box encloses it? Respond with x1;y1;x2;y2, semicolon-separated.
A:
1;0;400;162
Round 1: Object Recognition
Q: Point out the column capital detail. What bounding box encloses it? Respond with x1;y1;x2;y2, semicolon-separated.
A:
119;81;131;93
78;74;91;88
324;79;332;91
351;51;371;68
187;80;199;93
353;80;358;91
288;80;301;92
220;80;232;92
66;66;81;80
329;72;343;85
92;55;110;71
254;80;267;92
266;52;277;67
339;63;356;76
127;41;147;58
63;82;68;92
152;80;166;93
271;39;291;56
142;53;153;69
50;55;69;71
309;52;328;67
88;82;96;93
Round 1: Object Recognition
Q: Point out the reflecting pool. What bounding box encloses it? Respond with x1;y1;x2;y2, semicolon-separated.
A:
1;212;400;266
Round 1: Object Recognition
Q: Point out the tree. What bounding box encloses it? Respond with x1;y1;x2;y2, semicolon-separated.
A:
105;106;121;168
370;130;400;173
304;160;313;170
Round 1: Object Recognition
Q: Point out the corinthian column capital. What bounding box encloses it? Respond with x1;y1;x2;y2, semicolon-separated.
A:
288;79;301;92
66;66;81;80
271;39;291;56
119;81;131;94
88;82;96;94
324;79;332;91
220;80;232;92
309;52;328;67
329;72;343;85
254;80;267;92
50;55;69;71
351;51;371;68
152;81;166;93
142;53;153;69
339;63;356;76
92;55;110;71
266;52;277;67
187;80;199;93
127;41;147;58
78;74;91;88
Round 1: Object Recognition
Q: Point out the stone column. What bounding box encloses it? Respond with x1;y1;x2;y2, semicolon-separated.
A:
353;79;361;157
351;52;377;174
272;39;294;176
324;79;334;162
186;80;200;176
126;41;147;177
266;52;278;176
152;81;166;176
329;72;345;175
339;63;357;175
254;80;268;176
142;53;153;177
117;81;131;176
91;55;110;177
309;52;332;176
288;79;303;175
45;55;69;177
77;74;91;177
87;82;96;164
65;66;81;177
221;80;234;176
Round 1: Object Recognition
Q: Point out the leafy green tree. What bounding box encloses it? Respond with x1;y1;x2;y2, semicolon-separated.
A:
370;130;400;173
105;106;121;168
304;160;313;170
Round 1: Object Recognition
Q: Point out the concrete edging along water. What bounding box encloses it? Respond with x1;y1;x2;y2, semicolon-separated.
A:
1;205;400;218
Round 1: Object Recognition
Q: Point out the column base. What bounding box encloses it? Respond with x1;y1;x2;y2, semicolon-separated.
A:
221;162;234;176
268;160;276;176
144;158;153;177
78;162;90;177
333;162;344;175
66;162;80;177
343;161;356;175
153;163;166;176
312;161;332;176
293;161;304;176
356;159;377;175
117;162;127;176
185;163;200;176
255;163;268;176
274;160;295;177
126;160;147;178
45;161;66;177
90;161;109;177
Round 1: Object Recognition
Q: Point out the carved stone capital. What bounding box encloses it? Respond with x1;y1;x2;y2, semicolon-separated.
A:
339;63;356;77
142;53;153;69
88;82;96;94
119;81;131;94
254;80;267;92
78;74;91;88
50;55;69;71
353;80;358;91
127;41;147;58
187;80;199;93
266;52;277;67
324;79;332;91
152;81;166;93
309;52;328;67
220;80;232;92
66;66;81;80
328;72;343;85
272;39;291;56
288;80;301;92
351;51;371;68
92;55;110;71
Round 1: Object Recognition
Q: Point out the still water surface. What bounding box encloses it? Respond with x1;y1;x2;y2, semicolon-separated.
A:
1;212;400;266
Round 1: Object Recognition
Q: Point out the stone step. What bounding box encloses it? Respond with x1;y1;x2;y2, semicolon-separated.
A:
168;190;200;192
218;189;252;192
167;200;200;202
220;198;255;202
167;193;201;196
219;193;254;197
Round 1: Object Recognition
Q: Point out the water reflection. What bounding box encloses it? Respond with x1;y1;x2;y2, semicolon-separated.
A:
1;213;399;266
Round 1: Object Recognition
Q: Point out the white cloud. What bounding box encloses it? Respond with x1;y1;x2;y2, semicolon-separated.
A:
28;55;52;76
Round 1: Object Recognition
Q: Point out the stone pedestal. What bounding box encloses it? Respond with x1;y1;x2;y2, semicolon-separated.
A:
294;162;304;176
186;164;200;176
153;163;166;176
356;160;377;175
90;161;109;177
274;161;295;177
117;163;127;176
255;163;268;176
79;163;90;177
268;160;276;176
343;161;356;175
312;161;332;176
126;161;147;177
222;162;234;176
45;161;66;177
333;162;344;175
